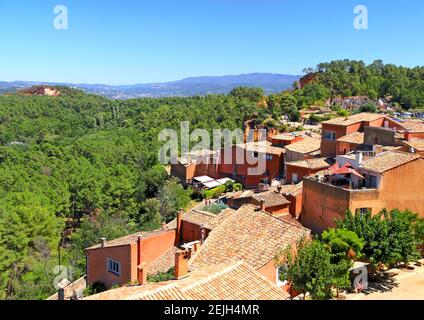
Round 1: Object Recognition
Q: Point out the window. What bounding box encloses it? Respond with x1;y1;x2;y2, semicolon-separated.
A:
323;131;336;140
266;154;273;161
356;208;371;217
107;258;121;276
292;173;299;183
365;175;378;188
277;265;289;287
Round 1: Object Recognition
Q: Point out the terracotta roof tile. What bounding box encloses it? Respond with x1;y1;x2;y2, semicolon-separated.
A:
337;132;364;144
252;190;291;207
182;210;217;229
189;204;310;271
322;113;386;126
147;246;178;276
85;261;289;300
285;137;321;154
285;157;333;170
400;120;424;132
361;151;421;173
239;141;285;155
404;138;424;151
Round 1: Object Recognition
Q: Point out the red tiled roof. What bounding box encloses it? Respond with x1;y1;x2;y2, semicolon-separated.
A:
189;204;310;271
285;158;333;170
84;261;289;300
337;132;364;144
285;137;321;154
252;190;291;207
322;113;386;126
360;151;421;173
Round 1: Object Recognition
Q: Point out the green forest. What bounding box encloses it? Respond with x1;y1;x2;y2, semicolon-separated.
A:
0;60;423;300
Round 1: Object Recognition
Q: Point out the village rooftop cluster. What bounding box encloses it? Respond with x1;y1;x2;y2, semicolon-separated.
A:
51;111;424;301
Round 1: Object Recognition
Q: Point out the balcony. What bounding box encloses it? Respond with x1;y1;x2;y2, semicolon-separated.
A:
305;176;379;201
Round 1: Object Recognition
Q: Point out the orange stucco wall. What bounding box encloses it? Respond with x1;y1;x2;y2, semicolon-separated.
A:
321;124;349;157
138;230;176;264
321;117;393;157
86;243;137;288
285;165;327;184
181;221;210;243
86;230;176;289
301;158;424;234
218;145;284;187
258;260;278;284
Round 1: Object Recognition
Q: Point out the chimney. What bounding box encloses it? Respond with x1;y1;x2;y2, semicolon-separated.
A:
137;234;143;265
277;185;282;194
175;208;183;245
355;152;363;165
200;225;206;244
404;131;411;141
58;288;65;301
174;250;189;279
260;199;266;212
192;241;200;253
138;262;148;285
100;237;107;248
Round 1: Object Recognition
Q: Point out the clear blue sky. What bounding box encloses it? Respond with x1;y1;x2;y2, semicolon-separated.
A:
0;0;423;85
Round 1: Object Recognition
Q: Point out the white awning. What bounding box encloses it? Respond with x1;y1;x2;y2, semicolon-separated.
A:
193;176;214;183
203;181;222;189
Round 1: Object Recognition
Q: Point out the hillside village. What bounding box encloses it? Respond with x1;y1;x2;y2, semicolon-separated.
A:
51;109;424;301
2;60;424;301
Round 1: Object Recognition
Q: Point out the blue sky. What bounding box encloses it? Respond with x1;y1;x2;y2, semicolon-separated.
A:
0;0;423;84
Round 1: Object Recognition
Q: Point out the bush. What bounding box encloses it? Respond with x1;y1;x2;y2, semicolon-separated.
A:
148;268;175;283
83;281;106;297
202;202;228;214
203;185;226;200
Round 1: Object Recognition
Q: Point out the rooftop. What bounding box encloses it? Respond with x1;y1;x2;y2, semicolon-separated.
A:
337;132;365;145
238;141;285;155
403;138;424;151
398;120;424;132
360;151;421;174
189;204;310;271
146;246;178;276
285;157;333;170
322;113;386;126
85;228;175;250
84;261;289;300
181;208;236;231
284;137;321;154
252;190;291;208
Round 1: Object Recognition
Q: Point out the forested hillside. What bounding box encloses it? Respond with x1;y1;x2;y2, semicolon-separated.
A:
0;60;422;300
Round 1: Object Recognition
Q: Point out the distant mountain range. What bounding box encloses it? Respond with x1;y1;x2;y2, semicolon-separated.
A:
0;73;300;99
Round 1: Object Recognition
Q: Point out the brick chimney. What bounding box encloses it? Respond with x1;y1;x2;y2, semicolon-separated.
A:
175;208;183;245
174;250;189;279
260;199;266;211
